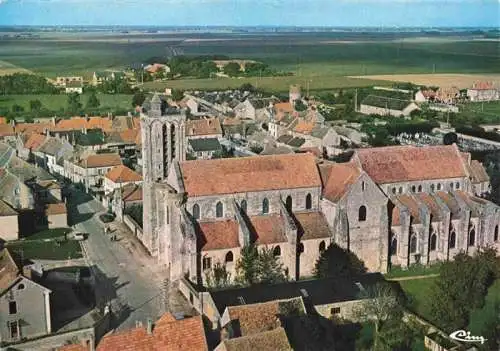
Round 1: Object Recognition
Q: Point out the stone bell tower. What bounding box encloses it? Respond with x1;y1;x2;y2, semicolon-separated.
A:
141;93;186;257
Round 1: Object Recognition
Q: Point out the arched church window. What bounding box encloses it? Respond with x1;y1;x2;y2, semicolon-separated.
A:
418;185;422;192
192;204;200;220
409;234;417;254
411;185;416;193
390;232;397;256
262;198;269;214
286;196;292;211
430;233;437;251
319;241;326;253
358;206;367;222
437;183;442;191
273;246;281;257
398;187;403;194
455;182;460;189
225;251;233;263
305;194;312;210
216;202;224;218
449;231;456;249
430;184;435;192
468;229;476;246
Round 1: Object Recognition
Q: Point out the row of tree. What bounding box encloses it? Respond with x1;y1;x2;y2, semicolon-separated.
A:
0;73;59;94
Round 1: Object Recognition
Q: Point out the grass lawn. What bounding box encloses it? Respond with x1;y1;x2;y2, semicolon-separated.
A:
25;228;72;241
385;263;442;279
0;94;134;115
6;240;82;260
399;276;438;321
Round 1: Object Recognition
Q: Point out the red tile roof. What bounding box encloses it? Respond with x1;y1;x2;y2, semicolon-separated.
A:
180;154;321;197
298;147;322;158
122;184;143;202
416;193;442;222
97;314;208;351
436;191;461;219
57;344;89;351
226;300;281;336
118;129;140;144
293;120;315;134
80;154;122;169
15;122;53;135
469;160;489;183
319;161;361;202
105;165;142;183
186;118;223;137
355;145;467;184
471;81;495;90
249;215;287;245
199;220;240;251
294;211;331;240
24;133;46;151
0;124;15;137
55;117;112;132
274;102;294;114
219;327;292;351
45;203;67;216
395;194;422;224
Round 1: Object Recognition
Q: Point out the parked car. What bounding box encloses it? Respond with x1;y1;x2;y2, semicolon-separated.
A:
73;232;87;241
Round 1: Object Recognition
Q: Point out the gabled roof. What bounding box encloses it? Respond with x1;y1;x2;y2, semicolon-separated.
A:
355;145;467;184
210;273;386;315
218;327;292;351
37;137;64;156
226;300;281;336
250;215;287;245
186;118;223;137
15;122;53;135
415;193;442;222
80;154;122;169
319;162;361;202
0;198;18;216
96;313;208;351
469;160;489;184
436;191;462;219
273;102;294;114
188;138;222;153
394;194;422;224
24;133;46;151
0;248;19;293
121;184;143;202
180;153;321;197
294;211;331;240
105;165;142;183
0;124;15;137
199;220;240;251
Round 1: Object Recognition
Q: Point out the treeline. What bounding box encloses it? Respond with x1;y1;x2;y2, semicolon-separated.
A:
456;125;500;143
0;73;59;94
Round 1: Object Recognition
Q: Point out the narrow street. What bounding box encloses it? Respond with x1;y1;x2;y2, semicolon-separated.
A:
68;187;166;331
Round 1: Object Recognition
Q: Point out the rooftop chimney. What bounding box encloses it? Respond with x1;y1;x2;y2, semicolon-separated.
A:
146;318;153;335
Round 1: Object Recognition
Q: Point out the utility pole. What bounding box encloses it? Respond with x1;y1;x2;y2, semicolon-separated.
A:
354;89;358;112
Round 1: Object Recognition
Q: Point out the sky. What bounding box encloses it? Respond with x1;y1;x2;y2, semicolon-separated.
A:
0;0;498;27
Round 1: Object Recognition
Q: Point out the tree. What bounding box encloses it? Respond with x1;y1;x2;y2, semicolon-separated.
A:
132;91;146;107
314;243;367;279
86;92;100;109
294;100;308;112
235;244;260;285
171;89;184;102
258;247;287;284
24;115;34;123
443;132;458;145
67;93;82;115
205;263;231;289
29;99;42;112
223;62;241;77
355;283;405;351
11;104;24;113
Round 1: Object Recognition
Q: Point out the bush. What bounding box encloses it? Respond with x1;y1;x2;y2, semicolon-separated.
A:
99;213;115;223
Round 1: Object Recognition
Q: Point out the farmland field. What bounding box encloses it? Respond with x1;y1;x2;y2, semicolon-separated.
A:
0;94;133;113
352;73;500;89
0;31;498;92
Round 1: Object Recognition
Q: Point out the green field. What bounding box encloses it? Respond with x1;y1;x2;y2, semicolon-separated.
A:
6;240;82;260
0;94;133;114
399;277;438;321
0;32;498;92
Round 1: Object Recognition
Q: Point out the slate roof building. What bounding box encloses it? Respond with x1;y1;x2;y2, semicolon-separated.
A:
188;138;223;160
360;95;419;117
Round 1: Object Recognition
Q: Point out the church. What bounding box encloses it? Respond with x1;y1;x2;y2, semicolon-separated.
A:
141;94;500;285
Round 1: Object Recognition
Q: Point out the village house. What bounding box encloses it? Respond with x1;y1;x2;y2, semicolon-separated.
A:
0;249;52;345
54;76;83;88
144;63;170;75
360;95;419;117
188;138;223;160
234;98;276;121
186;117;223;140
92;71;125;86
111;183;142;222
435;87;460;105
103;164;142;197
65;81;83;94
467;81;499;102
64;153;122;199
414;89;437;103
94;312;208;351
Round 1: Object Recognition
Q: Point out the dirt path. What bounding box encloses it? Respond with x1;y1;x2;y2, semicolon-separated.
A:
387;273;439;281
